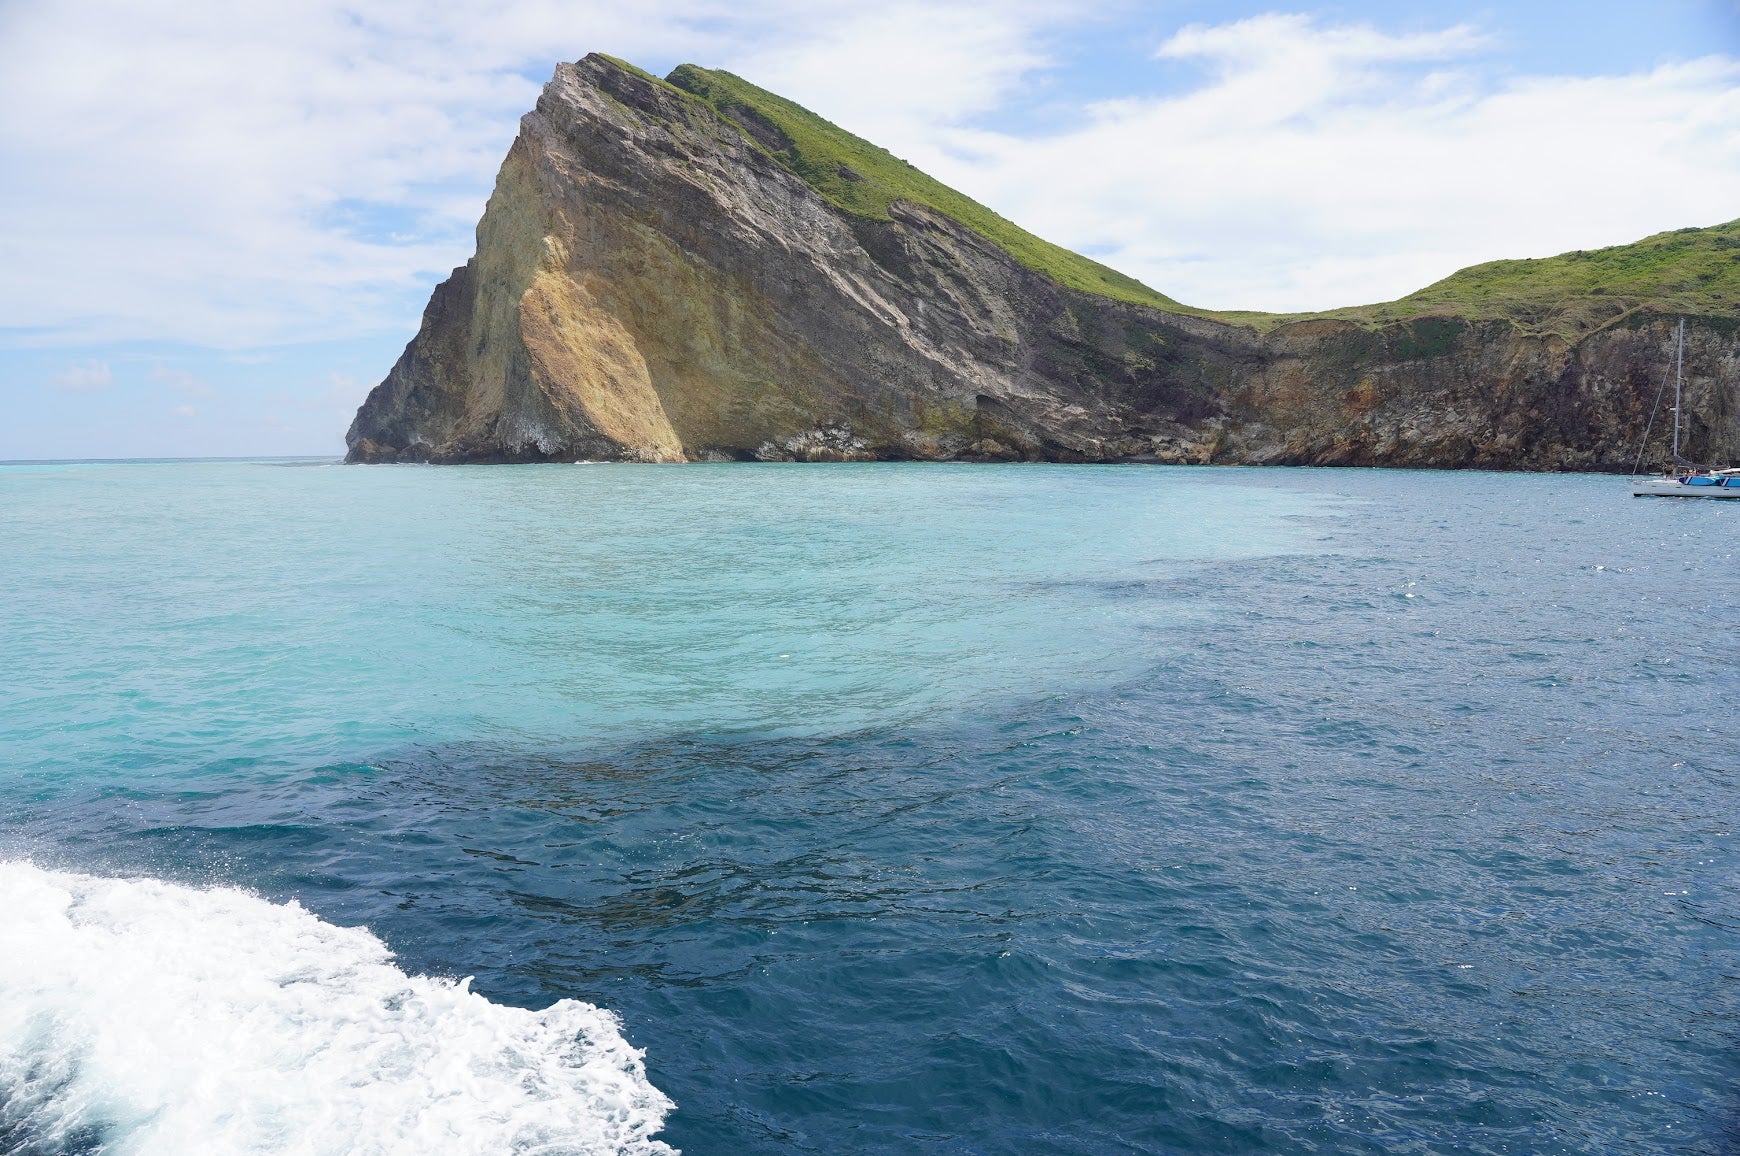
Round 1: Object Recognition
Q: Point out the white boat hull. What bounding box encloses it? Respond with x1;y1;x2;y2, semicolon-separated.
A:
1629;321;1740;498
1631;478;1740;498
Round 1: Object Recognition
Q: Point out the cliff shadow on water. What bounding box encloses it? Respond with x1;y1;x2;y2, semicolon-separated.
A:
14;633;1740;1156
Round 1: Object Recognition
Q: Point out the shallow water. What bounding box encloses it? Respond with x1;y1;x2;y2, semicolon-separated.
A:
2;461;1737;1153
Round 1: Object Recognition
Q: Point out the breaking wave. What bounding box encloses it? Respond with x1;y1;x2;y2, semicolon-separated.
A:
0;862;674;1155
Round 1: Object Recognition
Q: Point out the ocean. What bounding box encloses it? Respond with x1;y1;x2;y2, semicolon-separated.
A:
1;460;1736;1154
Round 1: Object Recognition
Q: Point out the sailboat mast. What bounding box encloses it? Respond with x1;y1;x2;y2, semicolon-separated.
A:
1673;318;1684;463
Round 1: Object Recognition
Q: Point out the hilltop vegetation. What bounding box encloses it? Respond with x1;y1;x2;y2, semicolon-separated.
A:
1331;220;1740;335
1227;219;1740;339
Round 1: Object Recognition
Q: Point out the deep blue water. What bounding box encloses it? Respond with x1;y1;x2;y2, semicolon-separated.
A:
3;461;1739;1153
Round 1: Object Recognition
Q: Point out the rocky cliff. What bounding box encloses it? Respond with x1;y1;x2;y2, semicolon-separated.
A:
346;54;1740;469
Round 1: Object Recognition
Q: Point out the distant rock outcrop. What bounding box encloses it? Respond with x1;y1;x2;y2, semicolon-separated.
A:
347;54;1740;469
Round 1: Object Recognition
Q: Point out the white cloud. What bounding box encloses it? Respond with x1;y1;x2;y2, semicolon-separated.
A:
173;404;196;417
325;371;366;399
0;0;1057;348
151;365;215;398
1160;12;1487;72
727;2;1073;148
911;14;1740;311
2;4;1737;348
52;360;111;391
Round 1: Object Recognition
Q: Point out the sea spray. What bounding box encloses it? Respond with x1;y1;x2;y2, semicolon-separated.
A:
0;863;674;1155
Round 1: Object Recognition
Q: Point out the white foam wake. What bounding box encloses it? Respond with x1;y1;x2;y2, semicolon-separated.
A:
0;862;675;1155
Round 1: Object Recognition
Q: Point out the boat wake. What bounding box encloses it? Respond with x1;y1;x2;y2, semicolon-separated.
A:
0;862;674;1155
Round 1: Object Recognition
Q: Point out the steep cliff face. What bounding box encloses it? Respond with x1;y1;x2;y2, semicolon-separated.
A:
347;55;1740;469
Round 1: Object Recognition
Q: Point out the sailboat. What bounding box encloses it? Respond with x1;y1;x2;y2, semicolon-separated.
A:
1630;319;1740;497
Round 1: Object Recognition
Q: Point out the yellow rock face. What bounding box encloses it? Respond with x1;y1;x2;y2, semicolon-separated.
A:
520;265;685;462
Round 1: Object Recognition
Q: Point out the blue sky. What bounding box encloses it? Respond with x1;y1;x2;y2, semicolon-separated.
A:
3;0;1737;459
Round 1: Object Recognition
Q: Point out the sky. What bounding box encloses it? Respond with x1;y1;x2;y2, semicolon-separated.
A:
2;0;1738;459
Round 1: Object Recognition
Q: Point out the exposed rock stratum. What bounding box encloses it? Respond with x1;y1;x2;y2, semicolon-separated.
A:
347;55;1740;468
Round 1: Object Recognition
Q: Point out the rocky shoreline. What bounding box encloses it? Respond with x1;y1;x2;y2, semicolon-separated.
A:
347;55;1739;470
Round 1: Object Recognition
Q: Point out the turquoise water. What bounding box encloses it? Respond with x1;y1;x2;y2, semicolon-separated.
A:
2;460;1738;1153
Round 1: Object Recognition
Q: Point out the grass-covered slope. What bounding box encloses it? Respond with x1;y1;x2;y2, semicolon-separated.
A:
1167;220;1740;335
1135;222;1740;338
662;63;1184;312
1333;220;1740;334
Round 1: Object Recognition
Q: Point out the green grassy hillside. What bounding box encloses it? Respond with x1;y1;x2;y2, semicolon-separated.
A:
662;64;1184;312
1325;220;1740;335
1140;220;1740;336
